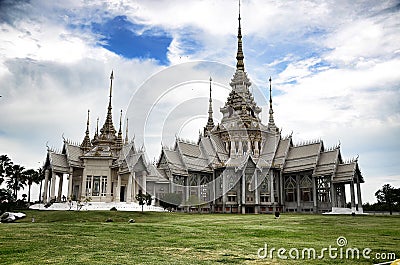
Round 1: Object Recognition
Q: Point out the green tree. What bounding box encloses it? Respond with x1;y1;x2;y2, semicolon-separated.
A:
0;155;12;186
24;168;40;203
37;167;45;202
135;190;152;212
6;164;26;199
0;188;15;213
375;184;400;215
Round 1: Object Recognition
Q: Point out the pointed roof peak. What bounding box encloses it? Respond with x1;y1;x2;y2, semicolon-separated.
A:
99;71;117;142
116;109;123;148
268;76;278;132
125;117;129;144
81;109;92;151
204;77;215;134
236;0;245;71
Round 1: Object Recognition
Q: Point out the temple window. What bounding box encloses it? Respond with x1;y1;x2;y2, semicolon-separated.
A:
317;176;331;202
260;193;269;202
300;176;313;202
101;176;107;196
85;176;92;196
92;176;100;196
285;176;296;202
227;191;237;202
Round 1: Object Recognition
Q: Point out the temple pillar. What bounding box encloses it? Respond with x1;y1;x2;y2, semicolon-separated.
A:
270;171;275;212
198;175;201;204
50;172;56;201
330;180;336;208
151;184;156;206
312;176;317;212
133;173;137;201
356;176;363;213
212;171;216;212
185;177;190;211
279;172;284;206
238;141;243;156
230;140;236;157
43;169;50;203
142;171;147;194
57;174;63;202
81;169;87;199
67;169;73;200
247;141;251;155
106;170;112;202
254;170;259;214
116;174;121;202
241;172;246;214
296;175;300;211
127;172;133;203
350;181;356;213
222;172;226;213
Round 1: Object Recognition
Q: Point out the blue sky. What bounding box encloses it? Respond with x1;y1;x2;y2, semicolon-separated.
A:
0;0;399;203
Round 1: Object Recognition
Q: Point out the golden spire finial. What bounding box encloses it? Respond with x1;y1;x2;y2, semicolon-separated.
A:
236;0;244;71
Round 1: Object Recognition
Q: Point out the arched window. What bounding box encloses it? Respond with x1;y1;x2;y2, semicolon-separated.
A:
300;176;312;202
228;176;235;189
285;176;297;202
200;175;209;200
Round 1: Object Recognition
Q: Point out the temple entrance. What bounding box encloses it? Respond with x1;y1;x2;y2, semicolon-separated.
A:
245;206;255;213
73;185;79;201
120;186;126;202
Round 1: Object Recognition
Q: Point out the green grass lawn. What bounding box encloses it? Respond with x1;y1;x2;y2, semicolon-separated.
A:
0;210;399;264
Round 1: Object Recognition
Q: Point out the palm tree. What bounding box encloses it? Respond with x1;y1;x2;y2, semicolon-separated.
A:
24;169;39;203
37;167;45;202
7;164;26;199
0;155;12;186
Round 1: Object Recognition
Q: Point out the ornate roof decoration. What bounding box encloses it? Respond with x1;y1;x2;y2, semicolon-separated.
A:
236;0;244;71
204;77;215;134
116;109;123;148
98;71;117;143
80;109;92;152
267;77;278;133
125;118;129;144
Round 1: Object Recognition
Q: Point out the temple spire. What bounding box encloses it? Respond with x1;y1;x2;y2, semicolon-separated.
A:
99;71;117;140
116;109;123;148
268;76;277;132
125;118;129;144
204;77;215;134
95;117;99;136
236;0;245;71
81;109;92;151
